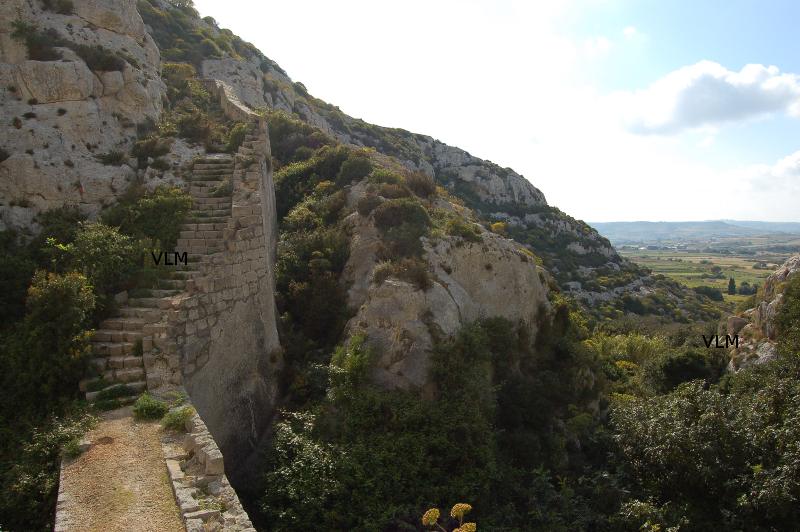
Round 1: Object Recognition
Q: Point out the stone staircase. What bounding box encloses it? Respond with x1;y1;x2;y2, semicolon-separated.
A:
80;144;252;403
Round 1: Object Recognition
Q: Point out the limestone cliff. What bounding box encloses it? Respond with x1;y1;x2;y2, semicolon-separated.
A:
0;0;166;229
725;254;800;370
342;190;549;391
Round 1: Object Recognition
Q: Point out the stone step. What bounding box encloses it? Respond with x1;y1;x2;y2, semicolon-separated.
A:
190;180;227;187
128;297;169;309
193;197;230;206
84;379;146;401
92;341;135;357
190;208;231;217
192;170;232;178
157;278;187;290
90;355;144;372
92;329;143;343
180;229;223;239
188;187;227;197
187;253;212;263
186;217;228;224
181;222;228;231
193;161;233;168
170;270;202;279
116;306;162;322
100;317;145;331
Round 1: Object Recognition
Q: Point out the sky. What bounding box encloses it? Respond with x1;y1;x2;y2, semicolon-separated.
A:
193;0;800;222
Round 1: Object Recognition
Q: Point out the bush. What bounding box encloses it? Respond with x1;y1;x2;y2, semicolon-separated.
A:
367;168;403;185
356;195;382;216
378;183;411;199
776;274;800;355
58;223;139;301
132;393;168;420
445;218;482;242
372;258;432;291
226;122;249;152
162;406;195;431
41;0;75;14
693;285;724;301
373;198;431;232
11;21;62;61
641;348;725;394
336;154;372;186
405;171;436;198
131;136;173;164
95;151;127;166
0;231;36;322
101;185;192;249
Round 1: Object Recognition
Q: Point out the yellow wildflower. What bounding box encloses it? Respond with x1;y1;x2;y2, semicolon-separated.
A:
459;523;477;532
450;503;472;520
422;508;440;526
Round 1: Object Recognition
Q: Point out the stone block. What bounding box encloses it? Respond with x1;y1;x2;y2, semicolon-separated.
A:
204;449;225;475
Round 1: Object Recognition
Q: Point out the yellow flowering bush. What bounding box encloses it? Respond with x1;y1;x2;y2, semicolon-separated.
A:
422;508;440;526
422;502;475;530
450;503;472;520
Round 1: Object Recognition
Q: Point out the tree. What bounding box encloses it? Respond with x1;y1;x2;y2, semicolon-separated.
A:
727;277;736;295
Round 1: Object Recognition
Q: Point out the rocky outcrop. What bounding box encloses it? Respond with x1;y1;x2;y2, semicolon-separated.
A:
0;0;165;230
726;254;800;370
342;195;549;391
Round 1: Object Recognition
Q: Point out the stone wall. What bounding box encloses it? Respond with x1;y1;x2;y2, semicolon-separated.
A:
143;83;282;482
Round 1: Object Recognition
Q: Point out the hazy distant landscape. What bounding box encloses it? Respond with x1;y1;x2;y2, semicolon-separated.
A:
592;220;800;254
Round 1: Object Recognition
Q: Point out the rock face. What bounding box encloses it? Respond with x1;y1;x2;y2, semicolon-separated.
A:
0;0;165;230
342;196;549;391
726;254;800;370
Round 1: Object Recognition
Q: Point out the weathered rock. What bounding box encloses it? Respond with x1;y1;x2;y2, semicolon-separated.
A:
0;0;165;230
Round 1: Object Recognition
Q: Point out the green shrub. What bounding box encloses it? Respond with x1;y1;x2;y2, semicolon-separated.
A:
41;0;75;14
101;185;192;249
372;258;431;291
226;122;249;152
378;183;411;199
1;272;95;415
335;154;372;186
445;218;482;242
367;168;403;185
162;406;195;431
0;231;36;323
132;393;168;420
641;348;725;394
149;157;170;171
95;384;135;401
372;198;431;258
11;21;62;61
95;151;127;166
693;285;724;301
405;171;437;198
131;136;173;164
56;223;139;301
356;195;382;216
776;274;800;355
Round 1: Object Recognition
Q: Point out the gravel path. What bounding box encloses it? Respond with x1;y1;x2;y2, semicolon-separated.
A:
57;407;185;532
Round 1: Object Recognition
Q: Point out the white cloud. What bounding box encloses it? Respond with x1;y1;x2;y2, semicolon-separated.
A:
618;61;800;134
622;26;638;39
583;36;611;58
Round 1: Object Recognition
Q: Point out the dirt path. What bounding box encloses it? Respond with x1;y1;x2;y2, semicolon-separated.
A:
57;407;185;532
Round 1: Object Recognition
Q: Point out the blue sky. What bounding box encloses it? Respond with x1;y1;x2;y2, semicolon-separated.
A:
193;0;800;222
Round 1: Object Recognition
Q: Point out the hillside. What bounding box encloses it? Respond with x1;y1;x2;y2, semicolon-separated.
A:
6;1;800;531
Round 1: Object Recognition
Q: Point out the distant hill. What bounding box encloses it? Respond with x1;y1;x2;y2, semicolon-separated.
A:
590;220;800;244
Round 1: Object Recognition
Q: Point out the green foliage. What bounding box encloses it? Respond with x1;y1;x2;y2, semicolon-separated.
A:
640;347;726;394
274;145;351;220
51;223;139;311
776;274;800;355
266;111;332;166
445;218;482;242
372;198;432;258
372;258;432;291
728;276;737;295
355;194;382;216
101;185;192;249
0;411;96;531
11;21;125;70
162;406;195;431
132;393;169;420
612;356;800;529
138;0;263;66
693;284;724;301
0;272;95;423
131;136;173;165
405;171;437;198
335;153;372;186
0;231;36;323
95;150;127;166
41;0;75;14
226;122;249;152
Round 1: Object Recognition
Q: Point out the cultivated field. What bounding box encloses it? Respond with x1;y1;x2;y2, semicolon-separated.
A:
619;249;791;305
